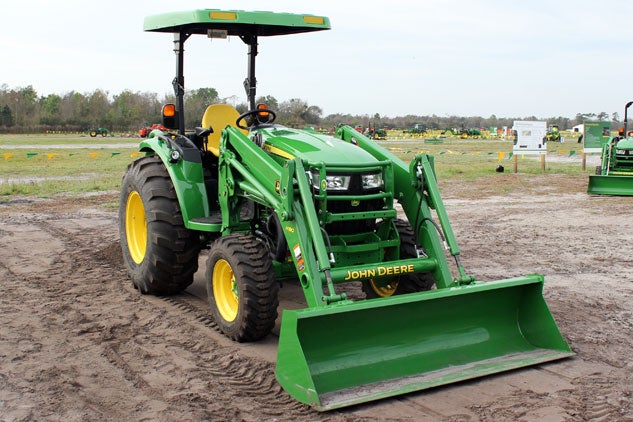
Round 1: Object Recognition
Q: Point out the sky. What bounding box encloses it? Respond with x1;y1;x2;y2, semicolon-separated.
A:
2;0;633;119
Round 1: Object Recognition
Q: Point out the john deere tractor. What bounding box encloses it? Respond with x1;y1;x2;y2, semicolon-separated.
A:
545;125;561;142
119;9;572;411
441;127;480;139
88;127;109;137
588;101;633;195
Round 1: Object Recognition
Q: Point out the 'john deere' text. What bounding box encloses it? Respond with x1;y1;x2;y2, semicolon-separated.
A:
344;264;415;281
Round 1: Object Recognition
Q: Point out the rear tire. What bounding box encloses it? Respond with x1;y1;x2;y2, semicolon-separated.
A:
363;219;435;298
206;234;279;342
119;155;200;295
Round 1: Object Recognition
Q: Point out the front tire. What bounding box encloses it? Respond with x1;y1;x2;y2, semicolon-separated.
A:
206;234;278;342
119;155;200;295
363;219;435;298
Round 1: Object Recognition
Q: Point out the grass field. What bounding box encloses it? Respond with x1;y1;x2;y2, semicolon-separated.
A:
0;133;594;201
382;137;587;177
0;134;139;198
0;133;140;146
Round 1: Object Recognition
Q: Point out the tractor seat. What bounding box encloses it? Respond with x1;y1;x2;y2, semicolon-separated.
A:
201;104;248;156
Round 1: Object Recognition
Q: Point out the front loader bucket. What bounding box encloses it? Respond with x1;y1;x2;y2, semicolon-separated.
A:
276;274;573;411
588;174;633;195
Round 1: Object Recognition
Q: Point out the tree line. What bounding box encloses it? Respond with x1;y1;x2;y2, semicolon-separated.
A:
0;84;619;134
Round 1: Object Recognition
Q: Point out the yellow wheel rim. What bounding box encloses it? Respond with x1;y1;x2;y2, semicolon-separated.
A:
125;191;147;264
213;259;238;322
368;279;398;297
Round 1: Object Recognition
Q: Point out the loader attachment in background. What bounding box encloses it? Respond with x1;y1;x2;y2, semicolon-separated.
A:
276;274;573;411
587;174;633;196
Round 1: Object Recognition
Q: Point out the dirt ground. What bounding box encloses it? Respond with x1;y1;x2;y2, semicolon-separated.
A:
1;172;632;421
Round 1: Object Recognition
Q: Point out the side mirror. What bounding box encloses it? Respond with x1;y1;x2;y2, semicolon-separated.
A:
162;104;179;129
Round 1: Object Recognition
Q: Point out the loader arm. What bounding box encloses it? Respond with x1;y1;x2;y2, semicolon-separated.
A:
273;125;575;410
220;127;444;307
219;127;345;307
334;125;472;287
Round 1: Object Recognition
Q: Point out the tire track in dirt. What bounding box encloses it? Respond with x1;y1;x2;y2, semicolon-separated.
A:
3;213;341;421
446;193;633;421
4;189;633;420
156;294;311;416
1;215;167;420
574;374;631;421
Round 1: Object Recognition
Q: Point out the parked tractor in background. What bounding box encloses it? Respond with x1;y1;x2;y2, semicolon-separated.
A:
138;123;169;138
119;9;573;411
464;127;482;138
545;125;561;142
88;127;109;137
403;123;428;136
588;101;633;195
442;127;481;139
365;123;387;140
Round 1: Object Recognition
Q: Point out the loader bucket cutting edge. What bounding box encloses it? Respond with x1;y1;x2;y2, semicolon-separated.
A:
587;174;633;196
275;274;573;411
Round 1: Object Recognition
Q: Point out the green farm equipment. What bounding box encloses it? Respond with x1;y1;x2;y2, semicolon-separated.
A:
366;123;387;140
465;127;482;138
545;125;561;142
88;127;109;137
441;127;480;139
588;101;633;195
404;123;428;136
119;9;573;411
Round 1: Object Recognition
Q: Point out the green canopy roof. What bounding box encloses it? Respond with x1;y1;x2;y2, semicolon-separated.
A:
144;9;330;36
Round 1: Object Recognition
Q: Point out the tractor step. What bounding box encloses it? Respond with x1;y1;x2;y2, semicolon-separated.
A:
191;213;222;224
189;204;255;231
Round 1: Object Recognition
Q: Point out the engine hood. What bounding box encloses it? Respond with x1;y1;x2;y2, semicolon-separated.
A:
616;136;633;151
259;126;379;165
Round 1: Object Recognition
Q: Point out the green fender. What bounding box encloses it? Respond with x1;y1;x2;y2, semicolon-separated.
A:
139;134;210;227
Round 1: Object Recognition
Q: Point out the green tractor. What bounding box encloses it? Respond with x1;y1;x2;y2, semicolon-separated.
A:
366;123;387;140
545;125;561;142
88;127;109;137
464;127;482;139
588;101;633;195
404;123;428;136
119;9;573;411
441;127;479;139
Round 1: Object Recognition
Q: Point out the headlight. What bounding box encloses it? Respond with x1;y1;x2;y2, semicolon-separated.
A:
323;175;351;190
616;149;629;155
361;173;383;190
309;170;350;191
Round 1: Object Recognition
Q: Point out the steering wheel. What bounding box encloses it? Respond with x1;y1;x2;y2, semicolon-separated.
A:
236;109;277;129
